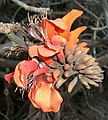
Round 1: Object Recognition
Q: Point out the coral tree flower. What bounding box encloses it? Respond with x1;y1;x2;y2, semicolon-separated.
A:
4;9;94;113
28;79;63;112
28;9;87;65
4;59;63;112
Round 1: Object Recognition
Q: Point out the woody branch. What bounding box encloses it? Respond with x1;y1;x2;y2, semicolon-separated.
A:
11;0;49;13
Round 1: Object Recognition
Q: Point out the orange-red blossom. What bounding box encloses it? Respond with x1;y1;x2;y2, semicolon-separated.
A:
4;9;88;113
29;9;88;64
4;60;63;112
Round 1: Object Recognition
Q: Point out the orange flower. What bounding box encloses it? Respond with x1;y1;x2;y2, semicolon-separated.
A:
28;9;87;63
4;9;89;113
28;76;63;112
4;59;63;112
13;60;38;89
42;9;86;40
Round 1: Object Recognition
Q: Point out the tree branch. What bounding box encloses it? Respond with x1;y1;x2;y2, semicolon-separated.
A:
11;0;49;13
81;38;108;47
73;0;99;20
101;0;108;25
0;22;20;34
97;51;108;66
89;25;108;31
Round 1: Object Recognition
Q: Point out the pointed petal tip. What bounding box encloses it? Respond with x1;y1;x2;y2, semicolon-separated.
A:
4;72;14;85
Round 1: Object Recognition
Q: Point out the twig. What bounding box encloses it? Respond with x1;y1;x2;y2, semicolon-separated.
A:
81;38;108;47
12;7;22;21
11;0;49;13
82;87;103;118
89;25;108;31
73;0;99;20
101;0;108;25
97;50;108;66
50;0;70;6
0;113;9;120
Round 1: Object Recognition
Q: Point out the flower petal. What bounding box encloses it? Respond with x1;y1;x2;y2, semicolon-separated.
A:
51;35;67;46
28;45;39;58
46;75;55;83
65;39;79;50
28;85;40;108
33;82;52;112
42;19;57;39
69;26;87;40
49;18;67;30
33;66;49;77
14;60;38;89
61;9;83;39
57;50;65;63
46;39;63;50
39;54;54;65
38;45;59;57
4;72;14;84
50;88;63;112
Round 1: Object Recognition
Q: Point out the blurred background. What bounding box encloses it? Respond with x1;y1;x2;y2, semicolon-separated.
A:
0;0;108;120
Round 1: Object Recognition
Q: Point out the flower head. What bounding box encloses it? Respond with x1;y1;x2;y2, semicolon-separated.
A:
4;9;104;113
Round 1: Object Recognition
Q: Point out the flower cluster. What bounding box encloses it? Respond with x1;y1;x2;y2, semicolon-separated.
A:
4;9;104;112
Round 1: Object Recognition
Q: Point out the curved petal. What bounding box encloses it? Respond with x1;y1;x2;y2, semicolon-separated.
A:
38;45;59;57
28;85;40;108
33;66;49;77
38;54;54;65
14;60;38;89
49;18;67;30
28;45;39;58
50;88;63;112
4;72;14;84
61;9;83;39
42;19;57;39
46;39;63;50
69;26;87;40
65;39;79;50
33;81;52;112
51;35;67;46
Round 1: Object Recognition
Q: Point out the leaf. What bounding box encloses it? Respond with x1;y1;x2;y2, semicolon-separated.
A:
7;32;27;48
